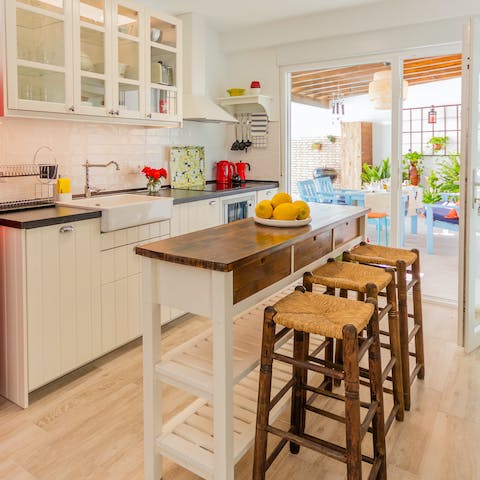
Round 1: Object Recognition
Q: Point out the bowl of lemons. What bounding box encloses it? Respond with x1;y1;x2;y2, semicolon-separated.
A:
254;192;311;227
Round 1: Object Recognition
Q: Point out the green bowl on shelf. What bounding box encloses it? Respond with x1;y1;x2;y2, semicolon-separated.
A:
226;88;245;96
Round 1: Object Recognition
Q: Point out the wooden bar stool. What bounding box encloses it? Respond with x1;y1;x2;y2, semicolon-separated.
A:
303;259;404;430
343;242;425;411
253;288;387;480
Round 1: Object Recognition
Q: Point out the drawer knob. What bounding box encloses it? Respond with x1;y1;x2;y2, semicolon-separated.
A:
209;200;216;205
59;225;75;233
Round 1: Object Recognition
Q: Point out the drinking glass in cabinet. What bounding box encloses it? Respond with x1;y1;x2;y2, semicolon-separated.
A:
117;5;139;37
119;84;139;111
80;28;104;73
18;66;65;103
118;38;138;80
16;9;65;67
81;77;105;107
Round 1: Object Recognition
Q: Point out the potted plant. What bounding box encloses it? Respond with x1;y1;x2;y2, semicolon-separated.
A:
311;141;322;151
427;136;449;152
403;151;424;186
360;157;390;185
326;135;336;143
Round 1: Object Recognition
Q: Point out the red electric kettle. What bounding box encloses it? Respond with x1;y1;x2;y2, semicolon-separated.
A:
235;161;251;182
216;160;236;184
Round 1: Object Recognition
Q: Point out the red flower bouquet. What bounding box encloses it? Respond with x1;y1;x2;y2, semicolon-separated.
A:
142;166;167;193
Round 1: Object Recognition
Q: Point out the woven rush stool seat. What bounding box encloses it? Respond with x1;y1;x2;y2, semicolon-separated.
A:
344;242;425;411
253;287;387;480
304;259;405;430
273;289;374;338
308;260;392;293
345;243;417;267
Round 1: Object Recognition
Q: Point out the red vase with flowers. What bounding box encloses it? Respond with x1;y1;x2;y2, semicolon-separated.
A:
142;166;167;194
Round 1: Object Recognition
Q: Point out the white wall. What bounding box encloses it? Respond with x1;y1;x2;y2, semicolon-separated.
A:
221;1;478;52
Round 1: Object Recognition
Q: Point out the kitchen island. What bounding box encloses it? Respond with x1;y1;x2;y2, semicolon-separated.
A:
136;203;369;480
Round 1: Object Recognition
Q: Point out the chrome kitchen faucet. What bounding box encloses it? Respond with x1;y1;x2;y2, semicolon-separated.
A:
82;160;120;197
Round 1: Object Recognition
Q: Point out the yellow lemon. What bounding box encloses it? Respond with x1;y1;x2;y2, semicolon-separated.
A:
255;200;273;219
271;192;292;208
272;202;299;221
293;200;310;220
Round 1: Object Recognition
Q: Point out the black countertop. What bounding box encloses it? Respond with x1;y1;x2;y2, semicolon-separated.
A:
0;181;279;229
144;181;278;204
0;206;102;229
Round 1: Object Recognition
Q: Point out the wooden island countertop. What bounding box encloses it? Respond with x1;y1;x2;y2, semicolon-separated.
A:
136;203;369;272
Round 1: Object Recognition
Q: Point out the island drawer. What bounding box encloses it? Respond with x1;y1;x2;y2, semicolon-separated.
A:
294;230;333;271
334;218;360;248
233;246;291;303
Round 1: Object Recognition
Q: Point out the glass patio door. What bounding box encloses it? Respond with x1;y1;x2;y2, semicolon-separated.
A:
460;17;480;352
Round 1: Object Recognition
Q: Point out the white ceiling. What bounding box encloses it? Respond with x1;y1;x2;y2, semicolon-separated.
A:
151;0;381;31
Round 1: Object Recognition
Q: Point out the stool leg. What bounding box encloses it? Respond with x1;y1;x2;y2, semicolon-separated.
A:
366;301;387;479
396;260;411;411
342;325;362;480
411;250;425;380
385;269;405;421
290;330;308;454
253;307;277;480
324;337;334;392
333;289;349;387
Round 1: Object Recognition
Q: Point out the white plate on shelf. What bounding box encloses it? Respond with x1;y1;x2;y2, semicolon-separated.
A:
254;216;312;227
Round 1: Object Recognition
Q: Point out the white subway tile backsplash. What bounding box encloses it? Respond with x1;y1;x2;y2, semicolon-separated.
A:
0;117;229;201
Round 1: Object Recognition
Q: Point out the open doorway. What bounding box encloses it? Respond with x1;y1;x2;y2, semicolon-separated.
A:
288;53;462;304
289;61;394;247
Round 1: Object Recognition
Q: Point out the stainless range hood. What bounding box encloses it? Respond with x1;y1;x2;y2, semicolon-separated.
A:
180;13;237;124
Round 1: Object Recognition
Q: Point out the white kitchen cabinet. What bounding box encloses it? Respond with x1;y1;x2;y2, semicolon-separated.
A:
5;0;182;124
100;219;169;343
170;198;221;236
256;187;278;203
0;218;102;407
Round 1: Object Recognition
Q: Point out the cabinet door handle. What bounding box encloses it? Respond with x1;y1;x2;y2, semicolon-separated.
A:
114;110;120;116
68;105;75;112
59;225;75;233
146;113;152;118
209;200;216;205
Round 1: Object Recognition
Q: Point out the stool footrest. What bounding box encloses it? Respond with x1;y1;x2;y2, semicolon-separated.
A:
410;363;424;384
304;383;371;409
408;324;421;343
381;357;396;384
274;326;292;343
272;352;344;380
385;404;400;434
358;336;375;360
266;436;289;470
269;377;296;411
310;338;330;358
407;279;417;290
305;403;345;424
266;426;347;463
379;329;390;336
407;313;415;319
360;401;379;439
368;457;384;480
378;304;392;321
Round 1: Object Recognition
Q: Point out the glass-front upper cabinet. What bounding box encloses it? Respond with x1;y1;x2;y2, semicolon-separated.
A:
73;0;109;115
146;12;181;121
112;0;144;118
6;0;74;112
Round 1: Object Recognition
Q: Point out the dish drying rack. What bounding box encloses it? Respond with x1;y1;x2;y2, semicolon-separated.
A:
0;162;58;212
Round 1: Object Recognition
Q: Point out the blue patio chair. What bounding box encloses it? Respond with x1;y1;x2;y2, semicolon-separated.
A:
297;179;319;202
424;193;460;254
313;176;348;204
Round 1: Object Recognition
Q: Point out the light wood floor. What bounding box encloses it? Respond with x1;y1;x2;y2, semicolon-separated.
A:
1;301;479;480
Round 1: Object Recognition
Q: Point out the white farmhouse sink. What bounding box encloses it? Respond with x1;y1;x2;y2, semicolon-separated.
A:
57;194;173;232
